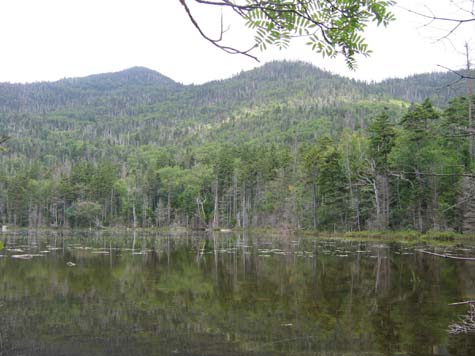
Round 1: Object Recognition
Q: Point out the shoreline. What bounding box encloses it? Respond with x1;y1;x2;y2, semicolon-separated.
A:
2;226;475;244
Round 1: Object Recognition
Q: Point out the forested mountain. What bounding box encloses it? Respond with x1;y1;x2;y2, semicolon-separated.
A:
0;66;180;113
374;70;468;106
0;61;473;232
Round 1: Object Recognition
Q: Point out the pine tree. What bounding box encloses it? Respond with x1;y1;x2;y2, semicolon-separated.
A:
367;110;396;229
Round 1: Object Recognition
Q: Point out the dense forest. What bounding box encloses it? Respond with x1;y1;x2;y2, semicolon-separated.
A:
0;61;474;232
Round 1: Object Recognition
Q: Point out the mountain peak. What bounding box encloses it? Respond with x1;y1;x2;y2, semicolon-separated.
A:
60;66;180;90
233;60;334;82
115;66;174;83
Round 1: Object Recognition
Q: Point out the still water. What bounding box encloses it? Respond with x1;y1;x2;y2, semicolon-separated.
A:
0;230;474;356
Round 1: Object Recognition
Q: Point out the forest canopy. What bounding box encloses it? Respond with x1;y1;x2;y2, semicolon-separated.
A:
0;61;474;232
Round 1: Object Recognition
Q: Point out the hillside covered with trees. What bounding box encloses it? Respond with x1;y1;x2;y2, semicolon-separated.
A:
0;61;473;232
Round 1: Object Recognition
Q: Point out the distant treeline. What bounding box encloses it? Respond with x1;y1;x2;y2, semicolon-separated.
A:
0;62;474;231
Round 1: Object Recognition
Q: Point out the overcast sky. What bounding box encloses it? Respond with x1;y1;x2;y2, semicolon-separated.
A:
0;0;474;84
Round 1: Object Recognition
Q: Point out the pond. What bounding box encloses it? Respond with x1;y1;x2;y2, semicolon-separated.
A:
0;230;474;355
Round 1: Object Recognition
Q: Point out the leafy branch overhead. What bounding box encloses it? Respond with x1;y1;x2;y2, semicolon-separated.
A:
180;0;396;69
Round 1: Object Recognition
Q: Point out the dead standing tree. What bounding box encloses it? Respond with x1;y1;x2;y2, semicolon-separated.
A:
0;136;9;151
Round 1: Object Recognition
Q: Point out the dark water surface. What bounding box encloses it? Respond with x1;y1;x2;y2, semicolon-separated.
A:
1;231;475;356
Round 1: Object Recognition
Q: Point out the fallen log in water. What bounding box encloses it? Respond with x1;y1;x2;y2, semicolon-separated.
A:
416;249;475;261
449;301;475;305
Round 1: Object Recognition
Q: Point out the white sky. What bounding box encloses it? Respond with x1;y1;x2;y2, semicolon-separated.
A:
0;0;473;84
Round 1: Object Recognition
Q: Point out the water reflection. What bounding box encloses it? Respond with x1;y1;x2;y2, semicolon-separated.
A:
0;230;474;355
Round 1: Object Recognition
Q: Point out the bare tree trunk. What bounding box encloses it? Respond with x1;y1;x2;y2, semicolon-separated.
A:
242;184;247;228
363;162;385;230
347;171;357;230
102;204;107;225
418;200;424;232
110;189;114;223
196;196;207;228
212;178;219;229
312;180;318;230
466;43;475;166
383;174;390;228
167;190;171;225
132;204;137;229
36;206;41;227
233;172;237;226
374;174;391;230
461;177;475;232
431;174;440;230
142;194;147;227
54;203;59;226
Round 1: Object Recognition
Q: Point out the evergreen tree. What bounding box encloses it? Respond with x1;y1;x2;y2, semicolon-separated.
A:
367;110;396;229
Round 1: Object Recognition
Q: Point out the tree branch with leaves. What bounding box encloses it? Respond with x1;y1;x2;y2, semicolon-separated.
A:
180;0;396;68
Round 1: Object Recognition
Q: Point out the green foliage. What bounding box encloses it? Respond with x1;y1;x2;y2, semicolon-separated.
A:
0;62;472;232
344;230;421;240
66;201;102;227
368;110;396;170
443;95;475;171
241;0;395;68
422;230;460;241
400;99;440;141
390;99;466;231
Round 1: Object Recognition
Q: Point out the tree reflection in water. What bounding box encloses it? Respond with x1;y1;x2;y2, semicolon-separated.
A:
0;230;474;355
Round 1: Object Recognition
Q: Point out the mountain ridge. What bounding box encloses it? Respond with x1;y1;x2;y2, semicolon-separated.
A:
0;60;460;88
0;61;467;115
